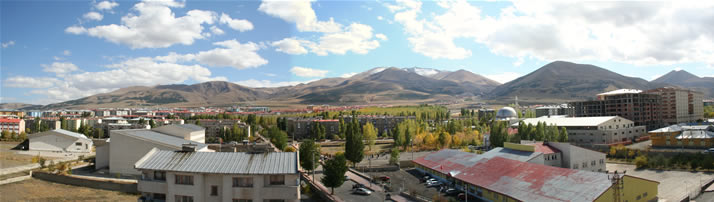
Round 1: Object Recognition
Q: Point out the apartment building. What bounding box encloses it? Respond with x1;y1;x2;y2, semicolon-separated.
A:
135;147;299;202
645;87;704;124
0;118;25;134
188;119;249;140
286;118;339;139
514;116;646;146
535;104;573;117
343;115;415;136
570;89;664;130
0;109;25;118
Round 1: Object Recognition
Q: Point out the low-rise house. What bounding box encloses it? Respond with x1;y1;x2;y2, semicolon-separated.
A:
29;129;93;153
135;147;300;202
650;124;714;148
0;118;25;134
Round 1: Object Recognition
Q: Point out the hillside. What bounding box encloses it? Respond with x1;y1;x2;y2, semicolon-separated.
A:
0;103;41;110
652;70;714;98
489;61;652;101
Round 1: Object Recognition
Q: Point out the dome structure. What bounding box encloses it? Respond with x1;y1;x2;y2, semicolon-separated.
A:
496;107;518;120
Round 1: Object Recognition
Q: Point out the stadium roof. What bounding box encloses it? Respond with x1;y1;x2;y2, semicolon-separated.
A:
135;148;298;175
413;149;614;201
513;116;619;127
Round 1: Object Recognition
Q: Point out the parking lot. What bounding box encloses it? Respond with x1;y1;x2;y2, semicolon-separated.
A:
312;165;389;202
372;168;481;202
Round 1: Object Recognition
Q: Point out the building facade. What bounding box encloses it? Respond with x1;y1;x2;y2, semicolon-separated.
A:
135;148;299;202
483;142;606;172
286;118;339;139
649;124;714;148
570;89;664;130
645;87;704;124
189;119;249;141
535;104;573;117
29;129;93;153
0;118;25;134
515;116;647;146
343;115;415;136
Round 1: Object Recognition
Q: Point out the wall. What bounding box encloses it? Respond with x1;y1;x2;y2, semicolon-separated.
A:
95;143;109;169
29;132;75;152
32;172;138;194
550;142;606;172
595;175;658;202
108;131;179;175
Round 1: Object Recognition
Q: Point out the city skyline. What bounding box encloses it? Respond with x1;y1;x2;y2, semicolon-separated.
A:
2;0;714;105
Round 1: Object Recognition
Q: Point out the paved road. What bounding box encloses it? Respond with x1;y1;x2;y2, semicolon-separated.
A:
313;165;388;202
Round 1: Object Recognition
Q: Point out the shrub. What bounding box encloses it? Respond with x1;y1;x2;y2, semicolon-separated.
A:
634;155;648;169
39;157;46;168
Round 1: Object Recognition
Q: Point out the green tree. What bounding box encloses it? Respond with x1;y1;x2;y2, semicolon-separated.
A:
138;118;146;125
389;147;400;165
558;127;568;142
363;122;377;151
344;120;364;167
299;139;320;172
267;127;288;151
321;153;348;195
195;119;201;126
311;122;326;140
149;119;156;128
438;131;449;148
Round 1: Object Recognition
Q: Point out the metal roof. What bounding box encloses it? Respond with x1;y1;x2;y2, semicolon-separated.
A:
115;129;207;150
52;129;90;140
597;89;642;96
531;142;561;154
514;116;619;127
676;130;714;140
413;149;614;201
480;147;543;162
650;124;713;133
135;149;298;175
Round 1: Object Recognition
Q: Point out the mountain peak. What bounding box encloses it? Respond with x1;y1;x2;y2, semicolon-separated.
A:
653;69;700;83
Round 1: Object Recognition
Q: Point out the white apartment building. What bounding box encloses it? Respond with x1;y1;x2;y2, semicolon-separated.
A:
646;87;704;124
135;148;300;202
514;116;646;146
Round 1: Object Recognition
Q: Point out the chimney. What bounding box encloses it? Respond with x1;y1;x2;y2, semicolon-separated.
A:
182;143;197;152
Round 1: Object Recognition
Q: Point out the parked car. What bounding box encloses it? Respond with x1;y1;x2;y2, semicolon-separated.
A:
352;183;367;190
704;148;714;154
344;175;350;181
422;175;431;182
426;178;438;184
445;188;459;195
426;181;442;187
379;176;390;181
353;188;372;195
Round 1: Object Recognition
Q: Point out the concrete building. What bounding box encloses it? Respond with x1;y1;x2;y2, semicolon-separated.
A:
29;129;93;153
570;89;664;130
482;142;606;172
0;118;25;134
286;118;339;139
99;129;211;175
645;87;704;124
414;149;659;202
0;109;25;118
188;119;248;141
535;104;573;117
135;148;299;202
153;124;206;144
649;124;714;148
514;116;647;146
342;115;415;136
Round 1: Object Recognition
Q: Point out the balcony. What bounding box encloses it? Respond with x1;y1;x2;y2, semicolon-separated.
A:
138;179;168;194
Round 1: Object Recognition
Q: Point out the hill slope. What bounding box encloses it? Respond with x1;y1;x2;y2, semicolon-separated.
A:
652;70;714;98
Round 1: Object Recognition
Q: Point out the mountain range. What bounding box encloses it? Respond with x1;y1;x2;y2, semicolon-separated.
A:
5;61;713;109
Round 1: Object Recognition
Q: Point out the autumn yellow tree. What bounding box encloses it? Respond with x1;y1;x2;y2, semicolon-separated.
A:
363;122;377;151
424;133;438;150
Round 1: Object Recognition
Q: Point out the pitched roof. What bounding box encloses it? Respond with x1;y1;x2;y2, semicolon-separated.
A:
413;149;613;202
480;147;542;162
135;149;298;175
115;129;207;150
514;116;619;127
52;129;90;140
532;142;561;154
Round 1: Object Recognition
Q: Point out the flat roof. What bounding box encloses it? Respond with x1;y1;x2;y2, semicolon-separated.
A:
135;149;298;175
597;89;642;96
52;129;90;140
481;147;543;162
114;129;207;150
413;149;613;201
514;116;618;127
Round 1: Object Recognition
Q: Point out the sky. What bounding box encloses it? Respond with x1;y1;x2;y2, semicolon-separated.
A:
1;0;714;105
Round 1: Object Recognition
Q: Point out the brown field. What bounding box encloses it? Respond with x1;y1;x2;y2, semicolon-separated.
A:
0;142;34;169
320;141;394;156
0;179;139;201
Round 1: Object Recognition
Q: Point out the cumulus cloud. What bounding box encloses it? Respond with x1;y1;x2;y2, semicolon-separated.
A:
484;72;522;84
290;66;328;78
73;0;219;49
219;13;253;32
210;26;224;35
261;0;382;56
387;0;714;65
95;1;119;11
4;76;60;88
192;40;268;69
42;62;79;76
1;40;14;48
375;33;388;41
234;79;312;88
83;12;103;21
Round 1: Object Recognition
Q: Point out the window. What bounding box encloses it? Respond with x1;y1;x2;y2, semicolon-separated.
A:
211;185;218;196
600;159;605;164
269;175;285;185
582;162;587;168
233;177;253;187
153;193;166;200
175;195;194;202
75;142;82;146
154;171;166;181
175;175;193;185
591;160;596;166
233;200;252;202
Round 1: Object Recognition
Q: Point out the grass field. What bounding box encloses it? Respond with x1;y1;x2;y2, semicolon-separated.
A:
1;142;35;169
0;179;140;201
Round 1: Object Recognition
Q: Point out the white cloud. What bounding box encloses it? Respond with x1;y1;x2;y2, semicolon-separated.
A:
219;13;253;32
484;72;522;84
340;72;357;78
375;33;388;41
63;50;71;56
234;79;311;88
210;26;224;35
2;40;15;48
290;66;328;78
75;0;218;49
192;39;268;69
387;0;714;65
65;26;87;34
309;23;380;55
258;0;342;33
42;62;79;76
95;1;119;11
4;76;59;88
271;38;309;55
83;12;103;21
377;16;384;20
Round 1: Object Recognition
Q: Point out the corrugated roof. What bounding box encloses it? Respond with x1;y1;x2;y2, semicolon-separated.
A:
532;142;561;154
135;149;298;174
413;149;614;201
676;130;714;139
53;129;90;140
116;129;207;150
514;116;618;127
481;147;542;162
168;124;204;131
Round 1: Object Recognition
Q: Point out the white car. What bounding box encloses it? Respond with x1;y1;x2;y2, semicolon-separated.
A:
426;180;442;187
426;178;438;184
353;188;372;195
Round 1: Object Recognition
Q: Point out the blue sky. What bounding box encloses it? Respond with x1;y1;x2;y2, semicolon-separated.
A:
2;0;713;105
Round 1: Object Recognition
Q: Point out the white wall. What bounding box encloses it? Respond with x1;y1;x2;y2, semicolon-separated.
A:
29;131;92;153
550;142;606;172
95;143;109;169
108;132;179;176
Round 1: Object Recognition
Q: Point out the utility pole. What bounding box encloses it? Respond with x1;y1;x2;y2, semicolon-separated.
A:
607;170;624;202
